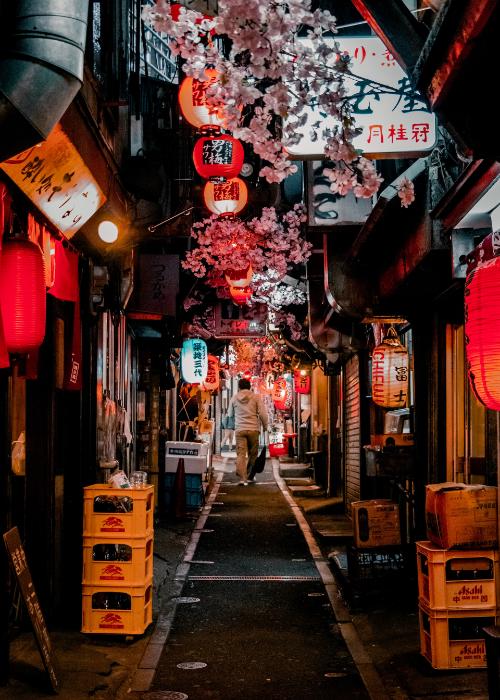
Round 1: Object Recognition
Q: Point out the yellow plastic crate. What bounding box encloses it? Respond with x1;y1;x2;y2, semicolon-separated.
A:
81;582;152;635
419;602;497;669
83;484;154;538
416;540;498;610
82;537;153;586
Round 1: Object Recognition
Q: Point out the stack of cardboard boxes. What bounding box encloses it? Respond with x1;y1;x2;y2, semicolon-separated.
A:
417;483;499;669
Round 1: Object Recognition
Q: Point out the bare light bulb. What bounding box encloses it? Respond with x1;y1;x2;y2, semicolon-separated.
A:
98;220;119;243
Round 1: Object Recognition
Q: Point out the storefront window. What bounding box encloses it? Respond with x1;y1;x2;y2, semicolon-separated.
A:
446;324;486;483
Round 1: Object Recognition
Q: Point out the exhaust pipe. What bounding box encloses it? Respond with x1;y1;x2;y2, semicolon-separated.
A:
0;0;89;162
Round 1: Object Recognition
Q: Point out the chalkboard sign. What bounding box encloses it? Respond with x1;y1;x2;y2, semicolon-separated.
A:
3;527;59;693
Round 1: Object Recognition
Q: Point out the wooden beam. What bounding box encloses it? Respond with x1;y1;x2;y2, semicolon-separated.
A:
349;0;427;73
414;0;498;108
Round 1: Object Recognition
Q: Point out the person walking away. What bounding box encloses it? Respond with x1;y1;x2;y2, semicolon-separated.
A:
227;378;268;485
220;412;235;451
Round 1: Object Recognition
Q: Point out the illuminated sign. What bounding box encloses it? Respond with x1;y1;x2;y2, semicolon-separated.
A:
214;302;267;338
0;124;106;238
286;37;436;159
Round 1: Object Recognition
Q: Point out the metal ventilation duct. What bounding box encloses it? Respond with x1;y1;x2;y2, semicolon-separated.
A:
0;0;88;162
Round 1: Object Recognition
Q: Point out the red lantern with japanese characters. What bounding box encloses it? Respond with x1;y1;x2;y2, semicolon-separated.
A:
204;177;248;217
0;238;46;354
192;133;244;182
293;370;311;395
179;69;230;131
229;285;252;305
225;264;253;289
371;327;409;408
465;256;500;410
202;354;220;392
273;376;292;411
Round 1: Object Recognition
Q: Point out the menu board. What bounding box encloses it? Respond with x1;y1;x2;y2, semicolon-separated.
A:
3;527;59;693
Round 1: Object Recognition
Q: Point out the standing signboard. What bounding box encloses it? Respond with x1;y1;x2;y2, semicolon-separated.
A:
3;527;59;693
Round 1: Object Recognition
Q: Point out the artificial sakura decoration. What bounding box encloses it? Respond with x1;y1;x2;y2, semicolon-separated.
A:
142;0;406;203
182;205;311;296
397;177;415;208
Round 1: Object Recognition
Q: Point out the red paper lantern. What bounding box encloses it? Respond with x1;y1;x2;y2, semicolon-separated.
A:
202;354;220;392
178;69;230;131
225;264;253;288
293;370;311;394
371;328;409;408
192;133;244;182
273;377;292;411
203;177;248;217
170;3;212;22
229;285;252;305
465;257;500;409
0;238;46;353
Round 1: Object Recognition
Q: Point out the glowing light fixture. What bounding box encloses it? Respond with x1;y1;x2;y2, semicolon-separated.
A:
98;220;119;243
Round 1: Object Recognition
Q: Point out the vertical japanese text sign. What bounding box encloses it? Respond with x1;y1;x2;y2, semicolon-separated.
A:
3;527;59;693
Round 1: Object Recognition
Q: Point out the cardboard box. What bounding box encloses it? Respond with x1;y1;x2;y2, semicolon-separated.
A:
165;441;208;474
425;483;498;550
351;499;401;548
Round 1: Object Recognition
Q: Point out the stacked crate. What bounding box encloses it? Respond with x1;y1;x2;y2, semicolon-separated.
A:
417;541;499;669
81;484;154;635
418;483;499;669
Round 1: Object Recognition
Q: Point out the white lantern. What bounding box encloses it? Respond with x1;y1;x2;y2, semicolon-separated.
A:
180;338;208;384
371;328;409;408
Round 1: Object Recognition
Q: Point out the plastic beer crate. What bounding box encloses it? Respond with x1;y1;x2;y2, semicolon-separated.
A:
81;582;152;635
419;601;497;669
82;536;153;586
416;540;498;610
83;484;154;538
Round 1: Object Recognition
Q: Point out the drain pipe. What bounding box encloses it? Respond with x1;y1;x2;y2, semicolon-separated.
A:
0;0;89;162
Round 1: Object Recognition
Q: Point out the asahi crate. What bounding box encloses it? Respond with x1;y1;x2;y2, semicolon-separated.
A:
83;485;154;538
81;582;152;635
419;602;497;669
82;537;153;586
417;540;498;610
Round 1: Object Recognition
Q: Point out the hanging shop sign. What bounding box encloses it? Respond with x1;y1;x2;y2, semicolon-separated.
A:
214;302;267;338
228;285;252;305
204;177;248;217
192;133;244;181
0;124;106;239
293;370;311;395
202;354;220;391
128;254;179;317
180;338;208;384
307;162;373;227
465;254;500;410
0;238;46;354
286;37;437;159
371;328;409;408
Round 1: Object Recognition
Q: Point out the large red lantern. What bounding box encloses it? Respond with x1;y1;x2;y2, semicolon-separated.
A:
0;238;46;353
293;370;311;395
465;257;500;409
229;285;252;305
203;177;248;217
192;133;244;182
178;69;230;131
371;328;409;408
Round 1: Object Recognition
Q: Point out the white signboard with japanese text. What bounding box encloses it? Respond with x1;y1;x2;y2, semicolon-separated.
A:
286;37;436;159
0;124;106;238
